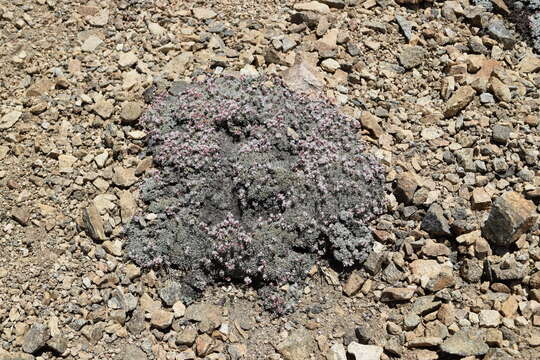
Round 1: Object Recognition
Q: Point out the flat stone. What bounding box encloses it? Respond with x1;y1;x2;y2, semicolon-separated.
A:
192;7;217;20
444;85;476;118
0;111;22;130
148;22;166;36
118;52;138;69
319;0;345;8
479;309;501;327
490;77;511;102
441;329;488;356
89;9;109;26
482;191;537;246
294;1;331;14
280;54;325;94
81;35;103;52
185;303;222;324
58;154;77;173
381;287;415;302
116;344;147;360
347;342;383;360
399;45;427;69
408;337;443;348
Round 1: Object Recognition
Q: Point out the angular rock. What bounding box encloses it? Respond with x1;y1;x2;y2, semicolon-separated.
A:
22;323;50;354
421;203;451;237
487;20;516;49
517;55;540;73
479;309;501;327
119;190;137;224
482;191;537;246
360;112;384;139
444;85;475;118
150;309;174;330
281;54;325;96
118;52;138;69
81;35;103;52
112;167;137;188
93;99;114;119
326;343;347;360
394;172;418;204
492;124;511;144
47;336;68;355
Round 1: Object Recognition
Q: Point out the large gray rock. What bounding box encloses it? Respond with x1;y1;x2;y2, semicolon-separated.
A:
22;323;50;354
441;329;488;356
482;191;537;246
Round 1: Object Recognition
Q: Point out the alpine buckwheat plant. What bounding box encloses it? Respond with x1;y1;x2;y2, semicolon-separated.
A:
125;75;385;313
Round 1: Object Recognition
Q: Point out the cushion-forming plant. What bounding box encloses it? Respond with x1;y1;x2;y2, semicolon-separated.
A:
125;75;385;313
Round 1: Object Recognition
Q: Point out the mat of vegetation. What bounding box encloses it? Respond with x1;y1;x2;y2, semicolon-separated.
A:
125;75;385;313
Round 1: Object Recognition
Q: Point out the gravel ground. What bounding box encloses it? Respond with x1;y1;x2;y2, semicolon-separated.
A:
1;0;540;359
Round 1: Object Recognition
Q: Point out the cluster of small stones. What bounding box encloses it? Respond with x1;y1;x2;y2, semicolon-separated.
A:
0;0;540;359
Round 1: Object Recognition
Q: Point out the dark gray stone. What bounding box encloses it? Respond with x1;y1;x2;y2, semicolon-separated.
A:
421;203;451;237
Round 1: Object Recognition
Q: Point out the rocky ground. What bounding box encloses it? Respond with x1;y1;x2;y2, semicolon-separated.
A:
1;0;540;359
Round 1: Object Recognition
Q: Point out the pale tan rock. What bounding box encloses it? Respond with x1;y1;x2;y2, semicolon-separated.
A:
0;111;22;130
490;77;511;102
151;309;174;330
360;112;384;139
444;85;475;118
294;1;331;14
471;188;491;210
112;167;137;188
58;154;77;173
517;55;540;73
83;204;106;242
192;7;217;20
119;190;137;224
